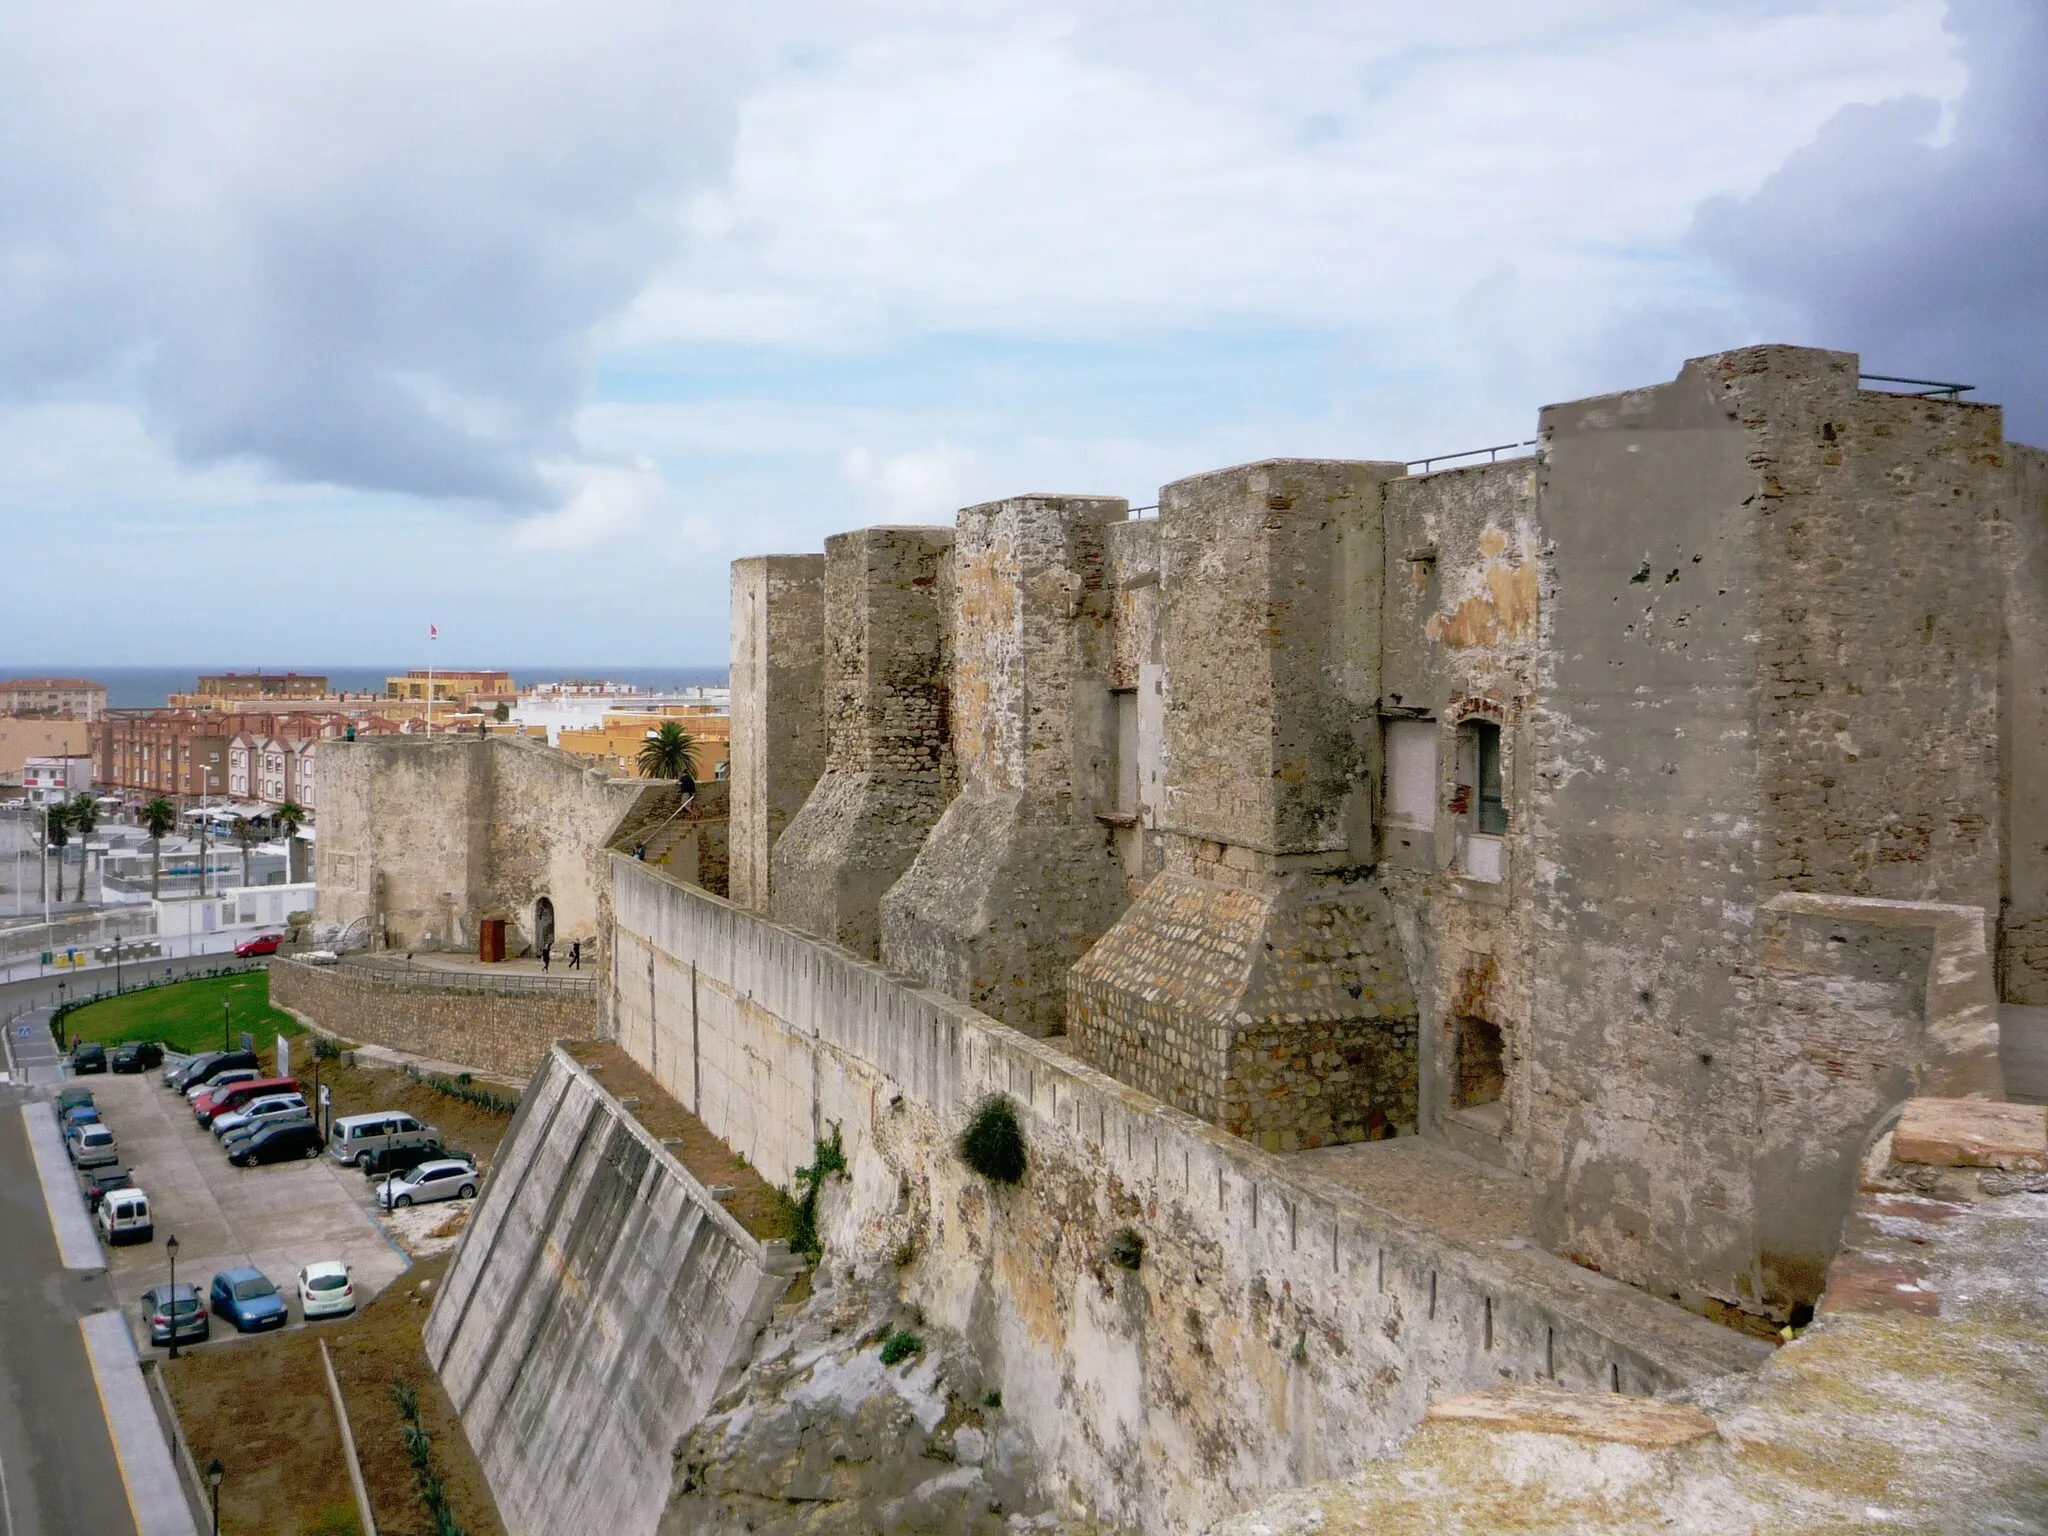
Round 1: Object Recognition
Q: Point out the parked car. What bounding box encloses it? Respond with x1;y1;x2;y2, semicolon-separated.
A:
376;1159;480;1209
296;1261;355;1319
227;1120;325;1166
62;1103;102;1131
169;1050;259;1094
212;1093;308;1140
160;1051;200;1087
140;1282;209;1346
110;1041;164;1073
194;1074;297;1127
300;950;340;966
359;1142;472;1179
328;1112;441;1168
66;1123;118;1169
185;1065;261;1104
82;1164;134;1211
68;1042;107;1075
209;1267;288;1332
234;932;284;958
57;1087;95;1115
97;1188;153;1245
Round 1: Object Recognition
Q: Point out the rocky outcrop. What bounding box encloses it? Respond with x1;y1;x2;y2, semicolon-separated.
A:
662;1268;1099;1536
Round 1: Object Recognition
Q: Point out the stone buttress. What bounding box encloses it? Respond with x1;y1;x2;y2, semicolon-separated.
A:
728;554;826;913
770;526;956;958
1069;459;1420;1151
881;495;1132;1035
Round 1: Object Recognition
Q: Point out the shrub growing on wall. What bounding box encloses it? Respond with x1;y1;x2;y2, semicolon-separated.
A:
957;1094;1027;1184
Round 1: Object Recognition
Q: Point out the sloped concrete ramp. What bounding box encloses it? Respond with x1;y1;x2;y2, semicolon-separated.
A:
424;1047;795;1536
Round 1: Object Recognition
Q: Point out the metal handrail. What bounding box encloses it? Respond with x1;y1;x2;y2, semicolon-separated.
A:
1406;440;1539;475
1858;373;1975;399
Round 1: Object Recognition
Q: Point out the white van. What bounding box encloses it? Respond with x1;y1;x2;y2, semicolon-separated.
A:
328;1111;440;1168
97;1188;153;1245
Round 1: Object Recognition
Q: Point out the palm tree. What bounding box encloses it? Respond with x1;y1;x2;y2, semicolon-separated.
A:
142;797;177;900
44;801;72;905
68;793;97;904
275;801;306;883
232;816;257;889
635;722;697;789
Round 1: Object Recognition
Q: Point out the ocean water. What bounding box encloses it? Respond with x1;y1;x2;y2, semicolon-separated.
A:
5;666;729;711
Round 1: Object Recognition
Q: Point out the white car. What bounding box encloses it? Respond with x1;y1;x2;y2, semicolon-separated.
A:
297;1261;355;1318
186;1069;259;1103
376;1159;481;1209
212;1093;308;1139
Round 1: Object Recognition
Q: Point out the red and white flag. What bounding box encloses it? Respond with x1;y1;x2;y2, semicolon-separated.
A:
428;623;439;639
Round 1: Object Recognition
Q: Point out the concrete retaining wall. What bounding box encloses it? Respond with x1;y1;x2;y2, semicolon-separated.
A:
271;957;595;1078
608;858;1767;1533
424;1046;795;1536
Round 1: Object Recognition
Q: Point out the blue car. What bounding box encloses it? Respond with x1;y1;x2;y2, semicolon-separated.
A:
63;1104;101;1130
208;1267;289;1333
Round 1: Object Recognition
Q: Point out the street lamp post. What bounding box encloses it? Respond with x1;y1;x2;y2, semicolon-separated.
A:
222;999;230;1054
206;1457;224;1536
165;1234;181;1360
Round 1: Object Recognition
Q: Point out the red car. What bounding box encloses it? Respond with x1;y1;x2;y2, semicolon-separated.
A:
235;932;284;957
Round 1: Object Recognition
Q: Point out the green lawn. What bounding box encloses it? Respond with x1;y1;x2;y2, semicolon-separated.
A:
64;972;304;1055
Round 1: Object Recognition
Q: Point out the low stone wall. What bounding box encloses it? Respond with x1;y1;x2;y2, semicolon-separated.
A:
608;858;1767;1534
270;958;596;1078
424;1047;795;1536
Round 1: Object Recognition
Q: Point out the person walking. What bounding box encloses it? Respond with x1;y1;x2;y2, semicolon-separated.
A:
539;944;550;973
568;939;581;970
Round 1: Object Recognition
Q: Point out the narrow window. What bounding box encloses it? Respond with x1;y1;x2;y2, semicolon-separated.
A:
1110;689;1139;815
1454;717;1507;880
1384;719;1438;828
1453;1016;1506;1109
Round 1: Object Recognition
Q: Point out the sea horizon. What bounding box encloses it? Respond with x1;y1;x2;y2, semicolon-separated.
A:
0;664;731;711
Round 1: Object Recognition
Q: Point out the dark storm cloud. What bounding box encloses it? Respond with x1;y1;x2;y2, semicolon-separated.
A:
0;2;746;507
1694;0;2048;441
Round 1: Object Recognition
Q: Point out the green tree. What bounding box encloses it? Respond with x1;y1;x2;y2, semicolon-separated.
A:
67;793;97;904
275;801;307;884
232;816;258;889
141;797;178;900
635;722;697;787
44;800;72;905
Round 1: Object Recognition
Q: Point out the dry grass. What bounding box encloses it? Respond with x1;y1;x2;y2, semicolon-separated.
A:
562;1040;789;1242
296;1048;519;1171
165;1256;502;1536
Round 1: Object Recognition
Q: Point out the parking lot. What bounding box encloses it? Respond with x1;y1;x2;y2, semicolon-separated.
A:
81;1066;412;1338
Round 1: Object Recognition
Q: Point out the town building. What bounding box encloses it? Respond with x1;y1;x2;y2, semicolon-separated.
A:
555;706;731;778
512;683;730;745
385;669;516;706
0;717;92;791
22;754;93;805
0;677;106;720
195;671;330;700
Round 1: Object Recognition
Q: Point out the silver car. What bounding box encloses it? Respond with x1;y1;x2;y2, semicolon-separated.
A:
375;1159;480;1209
212;1093;308;1139
67;1123;119;1169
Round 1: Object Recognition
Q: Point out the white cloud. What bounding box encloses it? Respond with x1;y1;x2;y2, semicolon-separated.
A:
842;440;985;523
510;461;664;552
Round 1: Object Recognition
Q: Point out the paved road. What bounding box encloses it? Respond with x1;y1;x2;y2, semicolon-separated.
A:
0;1082;140;1536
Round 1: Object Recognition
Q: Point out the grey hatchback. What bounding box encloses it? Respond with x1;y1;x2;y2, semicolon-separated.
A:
139;1282;210;1346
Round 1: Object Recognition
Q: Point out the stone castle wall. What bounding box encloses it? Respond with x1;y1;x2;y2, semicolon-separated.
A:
425;1047;793;1536
313;735;658;959
725;343;2048;1326
606;860;1764;1534
270;956;596;1079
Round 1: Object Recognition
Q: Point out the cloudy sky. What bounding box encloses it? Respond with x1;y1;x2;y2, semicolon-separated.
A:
0;0;2038;668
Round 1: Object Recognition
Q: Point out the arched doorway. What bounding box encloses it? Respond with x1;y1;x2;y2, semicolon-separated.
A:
534;896;555;955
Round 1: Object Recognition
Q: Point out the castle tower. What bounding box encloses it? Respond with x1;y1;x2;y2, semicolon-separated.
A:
1068;459;1418;1151
881;495;1131;1035
769;526;955;957
728;554;826;912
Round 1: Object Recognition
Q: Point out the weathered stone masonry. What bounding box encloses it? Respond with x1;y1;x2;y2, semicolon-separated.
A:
727;345;2048;1329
